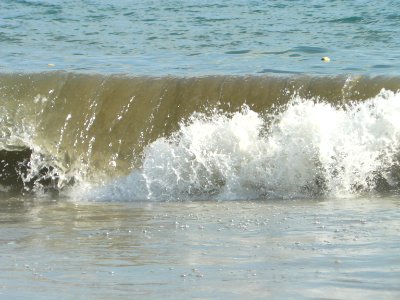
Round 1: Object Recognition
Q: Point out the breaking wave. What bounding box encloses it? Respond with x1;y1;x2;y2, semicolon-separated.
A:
83;90;400;201
1;72;399;200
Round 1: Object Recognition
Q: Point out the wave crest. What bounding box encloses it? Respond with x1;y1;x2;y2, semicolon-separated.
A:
83;89;400;201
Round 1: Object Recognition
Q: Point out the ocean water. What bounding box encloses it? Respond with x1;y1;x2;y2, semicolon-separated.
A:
1;0;400;299
1;0;400;75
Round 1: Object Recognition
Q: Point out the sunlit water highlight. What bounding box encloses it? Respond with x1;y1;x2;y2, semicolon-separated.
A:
0;197;399;299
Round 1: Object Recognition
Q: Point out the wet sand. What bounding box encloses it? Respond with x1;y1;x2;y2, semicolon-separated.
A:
0;197;399;299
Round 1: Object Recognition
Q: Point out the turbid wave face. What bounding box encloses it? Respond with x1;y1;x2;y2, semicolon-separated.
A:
1;73;400;201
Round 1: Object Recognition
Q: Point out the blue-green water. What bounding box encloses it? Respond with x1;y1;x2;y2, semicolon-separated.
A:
1;0;400;75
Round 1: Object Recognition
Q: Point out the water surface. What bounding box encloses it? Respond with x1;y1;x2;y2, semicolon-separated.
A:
1;0;400;75
1;197;399;299
1;1;400;298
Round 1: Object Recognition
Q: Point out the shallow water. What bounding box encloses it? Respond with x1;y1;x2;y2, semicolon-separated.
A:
1;196;399;299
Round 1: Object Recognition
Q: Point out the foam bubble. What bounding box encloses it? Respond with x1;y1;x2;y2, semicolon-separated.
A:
78;89;400;201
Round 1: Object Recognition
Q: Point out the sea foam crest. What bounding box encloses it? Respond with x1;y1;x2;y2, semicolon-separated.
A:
84;89;400;201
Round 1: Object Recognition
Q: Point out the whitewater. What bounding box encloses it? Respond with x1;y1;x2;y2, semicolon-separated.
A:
84;90;400;201
0;73;399;201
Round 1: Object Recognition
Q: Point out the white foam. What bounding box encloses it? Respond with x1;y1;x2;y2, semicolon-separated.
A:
81;89;400;201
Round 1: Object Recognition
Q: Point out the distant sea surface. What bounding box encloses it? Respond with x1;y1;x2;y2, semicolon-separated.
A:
1;0;400;75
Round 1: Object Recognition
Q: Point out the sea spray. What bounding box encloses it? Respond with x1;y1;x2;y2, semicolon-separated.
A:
1;73;400;199
81;89;400;201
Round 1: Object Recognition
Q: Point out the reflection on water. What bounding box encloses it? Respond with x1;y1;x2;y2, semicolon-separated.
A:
0;197;399;299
